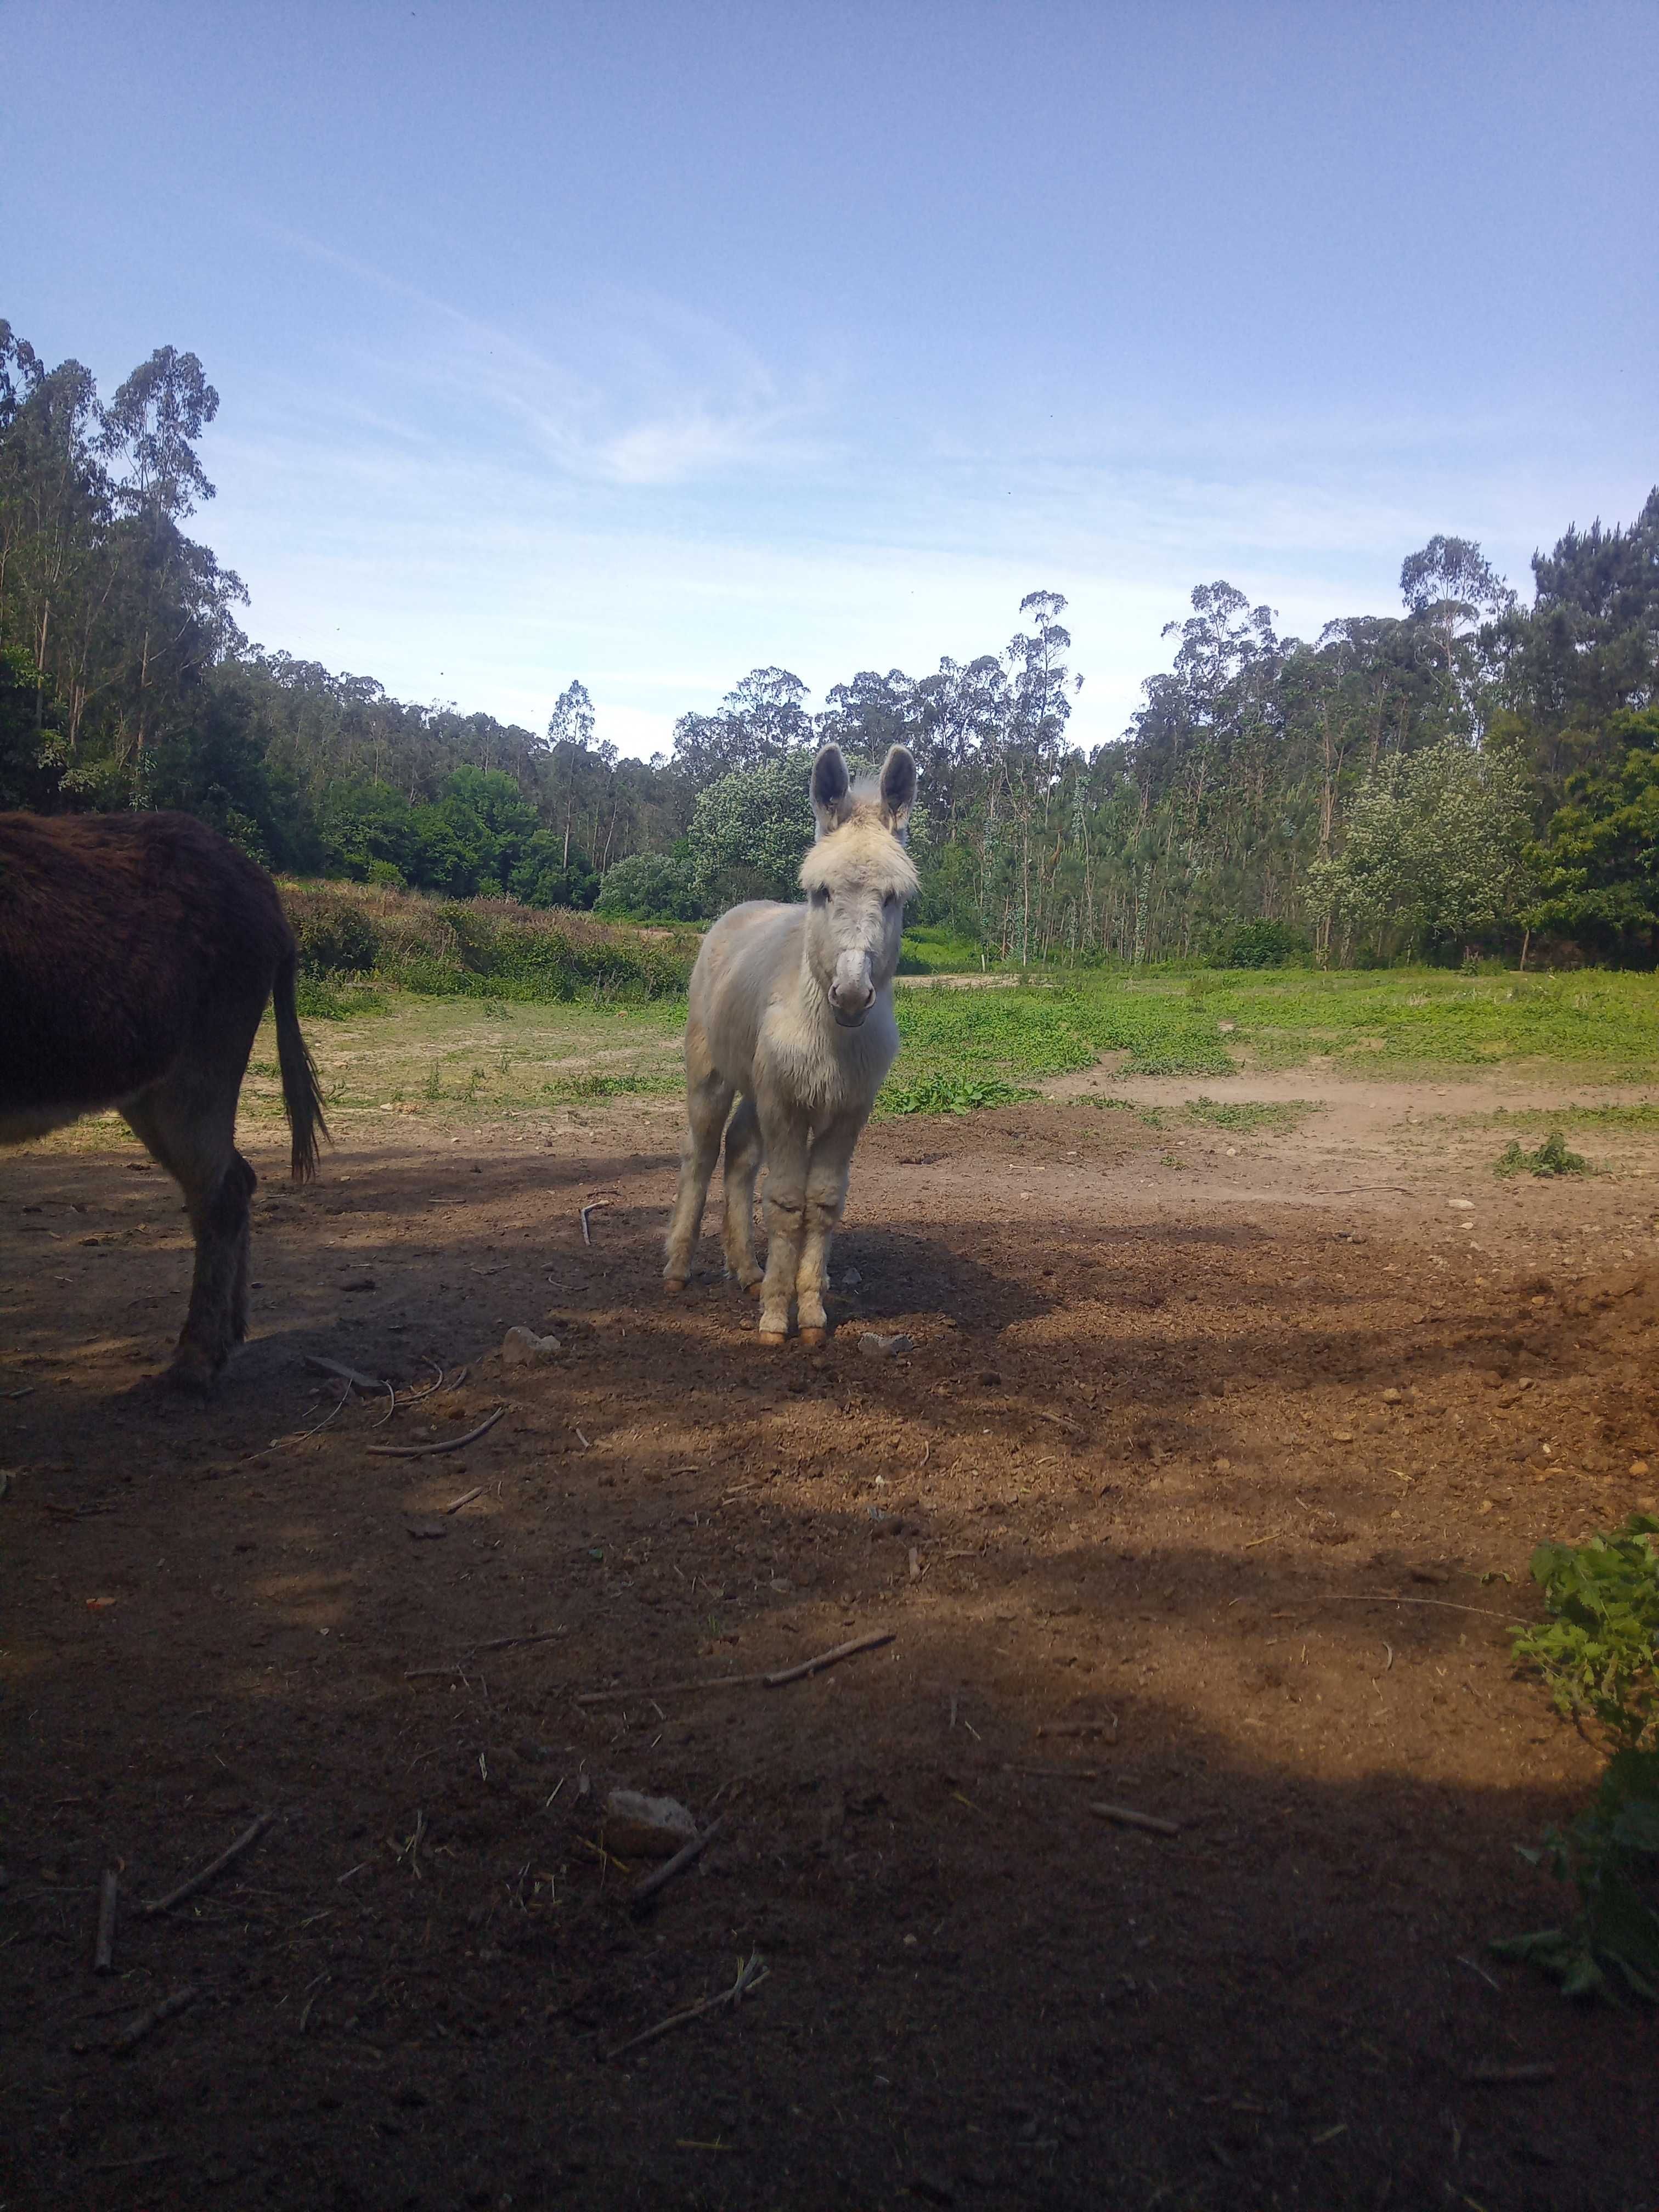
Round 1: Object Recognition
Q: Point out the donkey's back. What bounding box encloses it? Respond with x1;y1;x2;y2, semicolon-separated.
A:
1;811;328;1387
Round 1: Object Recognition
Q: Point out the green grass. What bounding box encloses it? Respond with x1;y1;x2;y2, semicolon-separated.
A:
1184;1096;1323;1135
1482;1104;1659;1132
1494;1130;1592;1179
883;967;1659;1105
897;924;986;975
881;1074;1036;1116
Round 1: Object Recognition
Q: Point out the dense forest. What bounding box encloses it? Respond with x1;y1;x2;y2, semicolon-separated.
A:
4;316;1657;965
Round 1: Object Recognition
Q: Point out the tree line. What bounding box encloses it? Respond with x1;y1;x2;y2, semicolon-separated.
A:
3;315;1657;964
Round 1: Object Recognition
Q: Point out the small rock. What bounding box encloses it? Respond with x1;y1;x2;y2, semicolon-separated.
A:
1630;1458;1651;1479
1448;1199;1475;1211
503;1325;562;1365
1211;1456;1232;1473
1331;1430;1355;1443
859;1333;913;1358
1380;1387;1402;1404
405;1521;448;1541
340;1276;377;1293
603;1790;697;1859
840;1266;864;1289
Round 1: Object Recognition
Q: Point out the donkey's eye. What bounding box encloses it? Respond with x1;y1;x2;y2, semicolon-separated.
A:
883;891;898;909
813;887;831;906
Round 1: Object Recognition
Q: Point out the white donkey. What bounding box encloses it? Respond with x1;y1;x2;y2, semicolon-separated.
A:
664;742;918;1342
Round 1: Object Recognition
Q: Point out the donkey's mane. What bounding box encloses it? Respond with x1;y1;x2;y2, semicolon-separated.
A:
798;803;919;903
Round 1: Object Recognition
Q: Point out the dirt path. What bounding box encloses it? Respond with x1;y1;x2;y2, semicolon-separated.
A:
3;1090;1657;2209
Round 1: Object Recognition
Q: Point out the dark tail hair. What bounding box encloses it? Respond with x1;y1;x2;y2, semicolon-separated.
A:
273;949;329;1181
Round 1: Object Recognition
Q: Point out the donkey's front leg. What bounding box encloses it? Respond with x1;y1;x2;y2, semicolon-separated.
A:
755;1109;810;1344
795;1118;860;1345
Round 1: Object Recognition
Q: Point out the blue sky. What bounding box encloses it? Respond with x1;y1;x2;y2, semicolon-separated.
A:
9;1;1657;757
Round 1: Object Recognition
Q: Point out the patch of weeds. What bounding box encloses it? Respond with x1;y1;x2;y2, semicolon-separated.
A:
1184;1095;1320;1135
1489;1103;1659;1133
879;1073;1037;1116
1495;1128;1590;1179
1497;1516;1659;2001
294;975;388;1021
1160;1151;1187;1169
423;1062;443;1102
544;1070;683;1101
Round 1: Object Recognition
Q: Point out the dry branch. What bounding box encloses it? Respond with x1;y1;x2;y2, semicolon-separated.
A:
303;1355;389;1393
113;1985;198;2051
607;1950;768;2061
580;1200;612;1245
763;1630;894;1687
629;1815;728;1911
93;1867;118;1973
142;1812;277;1915
366;1407;505;1459
1089;1801;1181;1837
440;1486;484;1515
576;1672;767;1706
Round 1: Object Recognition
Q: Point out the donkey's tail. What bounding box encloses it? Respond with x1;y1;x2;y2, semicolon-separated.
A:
273;949;330;1182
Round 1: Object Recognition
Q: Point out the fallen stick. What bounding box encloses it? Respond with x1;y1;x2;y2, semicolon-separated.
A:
576;1672;768;1705
113;1984;198;2052
440;1486;484;1515
1003;1765;1104;1780
366;1407;505;1459
303;1355;390;1393
1090;1801;1181;1837
472;1627;565;1654
607;1950;768;2061
84;2152;176;2175
629;1815;727;1911
580;1200;612;1246
1308;1592;1510;1620
94;1867;119;1973
763;1630;894;1688
142;1811;277;1915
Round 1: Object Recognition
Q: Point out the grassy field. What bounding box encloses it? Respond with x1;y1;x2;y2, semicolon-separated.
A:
26;962;1659;1157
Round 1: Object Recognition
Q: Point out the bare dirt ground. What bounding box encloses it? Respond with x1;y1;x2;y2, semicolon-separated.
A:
4;1073;1659;2211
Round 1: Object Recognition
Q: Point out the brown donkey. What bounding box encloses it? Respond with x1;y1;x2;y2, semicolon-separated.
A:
1;811;328;1389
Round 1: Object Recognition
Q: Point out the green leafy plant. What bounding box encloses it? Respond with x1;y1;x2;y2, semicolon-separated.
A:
1494;1128;1589;1178
1184;1095;1320;1135
879;1073;1035;1116
1498;1516;1659;2000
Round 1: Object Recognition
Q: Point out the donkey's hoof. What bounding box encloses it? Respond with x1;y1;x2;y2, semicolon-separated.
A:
163;1351;219;1396
757;1326;788;1346
799;1325;826;1347
744;1278;763;1300
664;1276;688;1294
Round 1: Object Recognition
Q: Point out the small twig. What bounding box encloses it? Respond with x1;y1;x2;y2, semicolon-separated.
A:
1036;1717;1119;1742
607;1949;768;2061
472;1627;565;1654
630;1815;728;1910
1003;1764;1104;1780
303;1355;390;1393
366;1407;505;1458
402;1357;447;1404
577;1671;768;1705
93;1867;118;1973
1308;1593;1510;1620
142;1812;277;1915
440;1486;484;1515
373;1379;398;1428
1090;1801;1181;1837
763;1630;895;1688
580;1200;612;1245
84;2151;176;2174
113;1984;198;2051
442;1364;471;1392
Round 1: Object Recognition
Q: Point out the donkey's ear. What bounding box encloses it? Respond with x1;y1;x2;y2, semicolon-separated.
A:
810;743;850;838
878;745;917;838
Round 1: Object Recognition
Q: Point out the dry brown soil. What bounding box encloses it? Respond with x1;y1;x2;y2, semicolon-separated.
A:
4;1080;1659;2211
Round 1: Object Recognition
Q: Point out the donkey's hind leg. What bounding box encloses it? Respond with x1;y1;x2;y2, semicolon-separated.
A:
121;1053;258;1393
720;1095;765;1294
663;1026;734;1291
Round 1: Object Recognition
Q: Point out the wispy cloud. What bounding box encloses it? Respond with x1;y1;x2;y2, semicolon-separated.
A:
255;221;823;487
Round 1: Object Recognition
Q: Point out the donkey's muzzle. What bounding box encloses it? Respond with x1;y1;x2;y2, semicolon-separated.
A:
832;1003;870;1029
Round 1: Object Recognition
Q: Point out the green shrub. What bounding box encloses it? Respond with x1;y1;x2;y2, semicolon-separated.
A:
1498;1517;1659;2000
1218;918;1307;968
595;851;705;923
1495;1128;1590;1178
